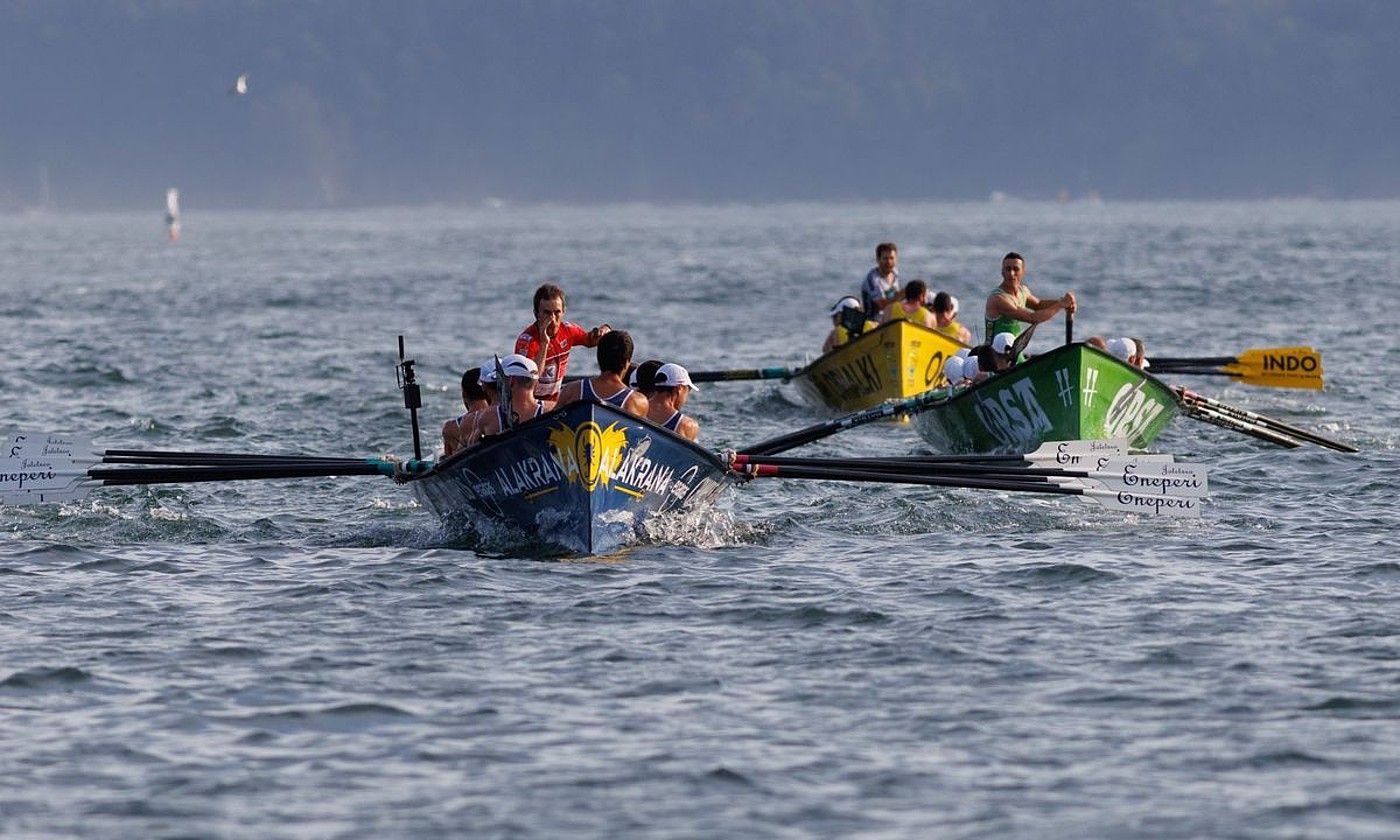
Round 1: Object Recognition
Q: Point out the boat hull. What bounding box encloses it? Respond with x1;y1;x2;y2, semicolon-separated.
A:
408;400;730;554
912;343;1180;453
793;321;967;413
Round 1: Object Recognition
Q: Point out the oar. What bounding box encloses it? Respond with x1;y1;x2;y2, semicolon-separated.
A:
738;387;955;455
1151;347;1323;390
731;453;1207;497
5;433;374;468
1151;346;1316;367
0;446;432;507
1174;388;1357;453
824;437;1133;467
688;367;802;383
733;462;1203;518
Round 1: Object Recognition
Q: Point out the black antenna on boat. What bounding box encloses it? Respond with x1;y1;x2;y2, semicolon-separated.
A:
397;335;423;461
493;354;513;430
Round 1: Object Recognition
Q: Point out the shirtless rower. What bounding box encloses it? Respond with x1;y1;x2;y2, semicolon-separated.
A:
468;355;545;445
514;283;610;409
930;291;972;344
555;330;649;419
984;252;1076;360
441;365;491;457
646;363;701;441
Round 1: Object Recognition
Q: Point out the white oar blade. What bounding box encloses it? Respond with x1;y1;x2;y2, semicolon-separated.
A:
1024;438;1129;466
1087;459;1207;496
4;433;97;462
0;458;94;493
1052;464;1208;499
1077;486;1204;518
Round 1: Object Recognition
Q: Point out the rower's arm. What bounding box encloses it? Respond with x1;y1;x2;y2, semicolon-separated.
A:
988;292;1073;324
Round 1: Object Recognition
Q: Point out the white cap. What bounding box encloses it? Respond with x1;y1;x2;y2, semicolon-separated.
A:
954;348;971;359
478;360;499;385
499;353;538;379
653;363;699;391
945;294;959;316
829;296;862;316
991;332;1018;355
962;356;981;381
941;355;965;383
1106;337;1133;362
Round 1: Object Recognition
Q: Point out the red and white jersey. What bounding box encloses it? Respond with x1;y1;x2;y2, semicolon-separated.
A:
514;321;591;398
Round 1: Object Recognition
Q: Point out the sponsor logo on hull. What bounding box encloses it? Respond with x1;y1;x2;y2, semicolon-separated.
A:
972;378;1055;449
1102;382;1168;441
815;354;884;403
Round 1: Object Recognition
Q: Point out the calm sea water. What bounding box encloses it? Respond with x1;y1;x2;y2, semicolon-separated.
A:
2;202;1397;838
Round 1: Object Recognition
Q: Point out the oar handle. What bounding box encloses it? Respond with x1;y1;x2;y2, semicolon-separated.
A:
1065;309;1074;345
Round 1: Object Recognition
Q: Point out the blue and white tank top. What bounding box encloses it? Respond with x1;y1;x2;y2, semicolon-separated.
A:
661;410;687;432
580;378;634;408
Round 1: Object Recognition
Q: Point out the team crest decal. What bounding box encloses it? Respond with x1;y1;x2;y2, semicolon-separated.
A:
548;421;629;491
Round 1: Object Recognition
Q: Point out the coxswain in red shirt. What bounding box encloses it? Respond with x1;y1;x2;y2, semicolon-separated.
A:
513;282;610;407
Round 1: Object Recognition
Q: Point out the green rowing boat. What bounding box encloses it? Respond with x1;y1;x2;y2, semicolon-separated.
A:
912;343;1179;453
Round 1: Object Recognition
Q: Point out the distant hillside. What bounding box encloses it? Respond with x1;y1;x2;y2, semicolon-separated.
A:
1;0;1396;208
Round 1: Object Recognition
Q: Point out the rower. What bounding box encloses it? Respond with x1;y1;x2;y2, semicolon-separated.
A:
1106;337;1151;369
984;252;1075;361
630;359;664;398
646;363;701;441
441;366;491;457
514;283;611;410
930;291;972;344
822;297;878;353
990;332;1018;369
555;330;649;419
879;279;936;328
468;355;545;445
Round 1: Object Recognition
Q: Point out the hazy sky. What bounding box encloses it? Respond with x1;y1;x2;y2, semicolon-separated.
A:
2;0;1396;209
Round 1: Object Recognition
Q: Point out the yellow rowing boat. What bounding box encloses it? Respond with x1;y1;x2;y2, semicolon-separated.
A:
791;321;968;413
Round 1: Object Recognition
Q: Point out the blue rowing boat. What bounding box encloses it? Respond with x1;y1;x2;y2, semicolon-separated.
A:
406;399;731;554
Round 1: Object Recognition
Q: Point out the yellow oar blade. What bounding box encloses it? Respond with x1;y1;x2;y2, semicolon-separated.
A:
1221;347;1324;389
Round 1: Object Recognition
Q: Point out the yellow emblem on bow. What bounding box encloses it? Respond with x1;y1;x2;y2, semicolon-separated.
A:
548;421;628;491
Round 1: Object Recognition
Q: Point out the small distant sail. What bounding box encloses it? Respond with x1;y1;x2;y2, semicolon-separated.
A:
229;73;248;96
165;188;181;242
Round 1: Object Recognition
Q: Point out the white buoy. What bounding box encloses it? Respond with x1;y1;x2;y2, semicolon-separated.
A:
165;188;181;242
